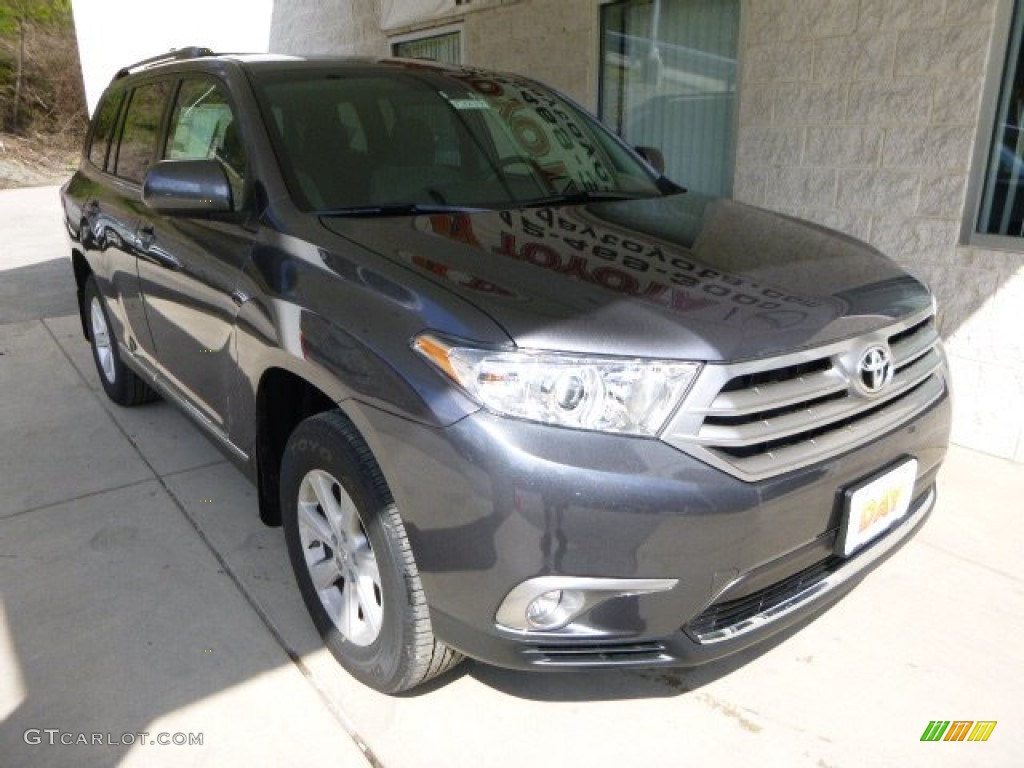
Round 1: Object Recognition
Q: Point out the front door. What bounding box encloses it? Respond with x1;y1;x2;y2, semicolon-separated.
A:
135;75;253;430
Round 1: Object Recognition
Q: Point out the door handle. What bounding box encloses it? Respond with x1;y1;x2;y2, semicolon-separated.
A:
148;247;183;271
137;224;155;248
80;202;101;248
133;225;182;271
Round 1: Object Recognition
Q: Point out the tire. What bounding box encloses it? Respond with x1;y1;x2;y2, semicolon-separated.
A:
83;276;158;406
281;410;463;693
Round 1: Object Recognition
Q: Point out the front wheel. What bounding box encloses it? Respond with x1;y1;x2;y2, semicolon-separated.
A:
280;411;462;693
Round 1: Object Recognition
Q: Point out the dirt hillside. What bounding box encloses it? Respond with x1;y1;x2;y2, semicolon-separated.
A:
0;132;79;189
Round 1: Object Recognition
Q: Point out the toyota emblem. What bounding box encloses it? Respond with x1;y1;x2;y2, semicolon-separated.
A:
857;345;894;395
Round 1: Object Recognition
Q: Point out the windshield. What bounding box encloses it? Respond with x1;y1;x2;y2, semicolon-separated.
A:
252;63;666;213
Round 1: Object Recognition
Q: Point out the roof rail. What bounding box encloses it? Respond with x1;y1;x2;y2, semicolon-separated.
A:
114;47;215;79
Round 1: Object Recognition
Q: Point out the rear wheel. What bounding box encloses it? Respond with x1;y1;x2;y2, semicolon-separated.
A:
281;411;463;693
83;276;157;406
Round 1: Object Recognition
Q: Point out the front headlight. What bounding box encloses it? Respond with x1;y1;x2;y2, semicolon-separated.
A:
413;334;700;436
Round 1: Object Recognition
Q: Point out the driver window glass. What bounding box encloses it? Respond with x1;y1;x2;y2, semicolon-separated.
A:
165;77;247;208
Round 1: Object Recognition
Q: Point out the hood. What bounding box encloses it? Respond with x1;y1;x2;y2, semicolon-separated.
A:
320;194;932;362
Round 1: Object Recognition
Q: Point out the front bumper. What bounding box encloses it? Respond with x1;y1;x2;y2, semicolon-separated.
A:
356;382;950;670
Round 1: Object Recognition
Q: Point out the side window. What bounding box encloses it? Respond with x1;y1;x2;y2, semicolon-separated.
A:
114;80;172;183
165;77;247;208
87;90;124;170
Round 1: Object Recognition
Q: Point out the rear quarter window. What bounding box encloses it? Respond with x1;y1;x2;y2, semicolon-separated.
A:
87;91;124;170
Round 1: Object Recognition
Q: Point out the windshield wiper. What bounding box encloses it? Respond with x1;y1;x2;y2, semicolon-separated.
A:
518;190;654;208
315;203;490;217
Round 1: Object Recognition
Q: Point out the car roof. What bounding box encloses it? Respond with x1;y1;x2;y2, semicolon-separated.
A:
113;49;482;83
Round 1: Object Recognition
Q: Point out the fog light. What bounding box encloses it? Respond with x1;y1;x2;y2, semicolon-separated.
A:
496;576;678;634
526;589;583;630
526;590;561;624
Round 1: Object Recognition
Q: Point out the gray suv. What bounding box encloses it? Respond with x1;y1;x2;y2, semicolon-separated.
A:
61;49;951;693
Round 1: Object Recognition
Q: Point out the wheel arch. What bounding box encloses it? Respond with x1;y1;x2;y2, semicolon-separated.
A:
254;366;385;528
71;245;92;340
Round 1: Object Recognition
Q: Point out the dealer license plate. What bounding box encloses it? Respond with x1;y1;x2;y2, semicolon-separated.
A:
837;459;918;557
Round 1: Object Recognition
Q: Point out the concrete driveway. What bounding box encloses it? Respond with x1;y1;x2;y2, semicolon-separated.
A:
1;185;1022;767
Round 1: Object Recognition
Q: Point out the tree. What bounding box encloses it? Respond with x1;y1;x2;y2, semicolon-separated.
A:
0;0;72;134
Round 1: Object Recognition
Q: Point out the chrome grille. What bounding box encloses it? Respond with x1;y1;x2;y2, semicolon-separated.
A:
685;558;837;641
661;309;948;481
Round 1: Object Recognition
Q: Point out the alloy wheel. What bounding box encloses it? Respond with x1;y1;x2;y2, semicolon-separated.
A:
89;296;116;384
296;469;383;646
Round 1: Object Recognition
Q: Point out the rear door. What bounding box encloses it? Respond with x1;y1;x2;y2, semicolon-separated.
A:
134;74;255;431
79;80;172;364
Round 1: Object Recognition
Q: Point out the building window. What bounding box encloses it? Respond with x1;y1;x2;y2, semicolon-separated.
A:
599;0;740;198
392;29;461;65
976;0;1024;238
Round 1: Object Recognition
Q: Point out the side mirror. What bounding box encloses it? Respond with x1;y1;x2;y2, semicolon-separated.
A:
143;159;233;215
635;145;666;175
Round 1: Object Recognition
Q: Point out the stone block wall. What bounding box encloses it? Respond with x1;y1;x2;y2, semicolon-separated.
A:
462;0;597;109
270;0;387;56
269;0;599;105
736;0;1024;461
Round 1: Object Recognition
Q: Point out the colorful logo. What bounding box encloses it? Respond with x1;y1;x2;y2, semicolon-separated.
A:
920;721;997;742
